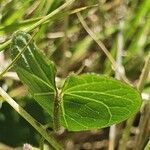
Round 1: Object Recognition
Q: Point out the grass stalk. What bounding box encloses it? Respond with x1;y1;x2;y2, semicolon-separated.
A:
76;12;116;67
0;87;62;150
137;53;150;92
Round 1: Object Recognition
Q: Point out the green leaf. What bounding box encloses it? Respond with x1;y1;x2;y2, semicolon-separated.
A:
61;74;141;131
10;31;56;115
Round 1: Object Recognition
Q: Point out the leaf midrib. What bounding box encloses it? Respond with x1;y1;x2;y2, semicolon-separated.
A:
27;45;53;86
63;81;124;92
65;90;133;104
64;113;88;129
16;42;54;89
18;66;55;91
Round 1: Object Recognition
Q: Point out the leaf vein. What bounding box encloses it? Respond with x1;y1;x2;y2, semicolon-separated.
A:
67;91;133;104
65;114;88;129
65;93;112;124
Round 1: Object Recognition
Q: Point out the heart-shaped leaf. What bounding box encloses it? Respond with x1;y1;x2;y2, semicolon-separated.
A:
60;74;141;131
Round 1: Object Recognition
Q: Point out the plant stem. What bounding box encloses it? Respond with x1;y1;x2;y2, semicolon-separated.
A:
137;53;150;92
40;137;45;150
76;12;116;67
0;0;75;52
53;89;61;131
118;53;150;150
0;87;62;150
62;14;69;60
109;125;116;150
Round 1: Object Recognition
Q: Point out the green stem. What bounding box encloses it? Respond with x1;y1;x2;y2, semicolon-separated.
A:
0;0;75;51
40;137;45;150
61;11;69;67
53;89;61;131
0;87;62;150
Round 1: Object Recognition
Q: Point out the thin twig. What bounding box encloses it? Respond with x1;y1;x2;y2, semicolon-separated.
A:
0;87;62;150
137;53;150;92
63;0;70;54
76;12;116;67
115;20;124;80
61;1;70;72
109;125;116;150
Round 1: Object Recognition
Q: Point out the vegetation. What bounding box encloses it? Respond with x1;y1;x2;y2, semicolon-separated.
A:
0;0;150;150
